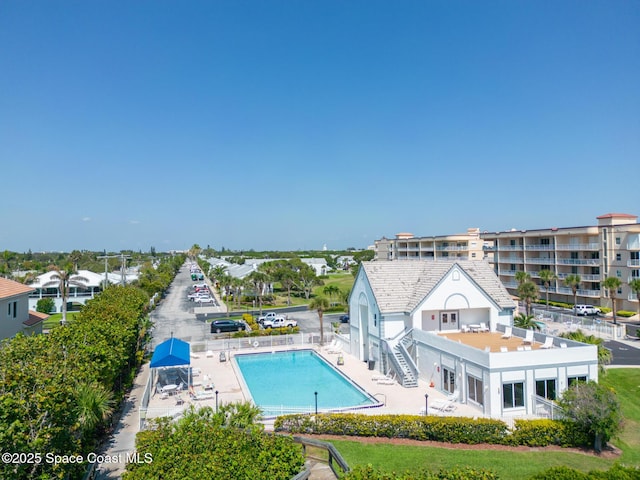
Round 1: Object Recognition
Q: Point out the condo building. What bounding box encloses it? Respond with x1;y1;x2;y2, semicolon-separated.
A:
373;213;640;312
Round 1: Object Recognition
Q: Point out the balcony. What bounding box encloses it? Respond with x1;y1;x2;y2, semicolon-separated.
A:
526;258;555;265
500;270;517;276
555;243;600;251
556;259;600;266
435;246;469;251
557;287;601;297
524;245;555;251
496;245;524;251
627;260;640;267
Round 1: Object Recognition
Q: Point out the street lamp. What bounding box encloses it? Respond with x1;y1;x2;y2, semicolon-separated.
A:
215;390;219;413
424;393;429;416
314;391;318;416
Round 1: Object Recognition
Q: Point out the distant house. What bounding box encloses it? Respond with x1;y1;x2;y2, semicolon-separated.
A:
26;269;136;313
348;260;599;418
0;277;47;338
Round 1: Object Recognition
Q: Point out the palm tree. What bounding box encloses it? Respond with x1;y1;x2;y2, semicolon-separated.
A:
564;274;581;308
628;278;640;319
560;330;612;373
309;296;330;346
323;284;340;305
246;271;270;315
515;271;531;286
514;313;541;330
43;265;89;324
538;269;558;310
74;382;114;440
517;280;538;316
602;277;622;325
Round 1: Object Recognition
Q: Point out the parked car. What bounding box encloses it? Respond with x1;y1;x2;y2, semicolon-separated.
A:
573;304;601;316
194;296;215;304
211;319;246;333
339;314;350;323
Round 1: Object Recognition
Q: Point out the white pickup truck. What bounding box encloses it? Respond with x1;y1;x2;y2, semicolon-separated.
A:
262;315;297;329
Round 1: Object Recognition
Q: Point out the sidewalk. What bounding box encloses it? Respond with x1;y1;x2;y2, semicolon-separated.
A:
95;363;150;479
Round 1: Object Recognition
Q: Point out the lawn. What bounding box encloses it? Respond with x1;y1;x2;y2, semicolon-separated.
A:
43;312;79;329
328;368;640;479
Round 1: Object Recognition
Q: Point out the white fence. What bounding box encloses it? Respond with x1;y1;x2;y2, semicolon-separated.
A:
532;308;626;340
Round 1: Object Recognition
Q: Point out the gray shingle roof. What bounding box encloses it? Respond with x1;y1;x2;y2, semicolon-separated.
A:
361;260;515;314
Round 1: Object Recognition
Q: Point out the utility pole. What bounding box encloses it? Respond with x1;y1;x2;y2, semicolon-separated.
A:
97;253;131;288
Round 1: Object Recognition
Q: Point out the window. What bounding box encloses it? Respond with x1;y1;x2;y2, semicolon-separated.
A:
503;382;525;409
568;376;587;387
536;379;556;400
616;237;621;245
616;253;622;261
467;375;484;405
443;367;455;394
12;302;16;319
471;253;476;258
617;270;622;278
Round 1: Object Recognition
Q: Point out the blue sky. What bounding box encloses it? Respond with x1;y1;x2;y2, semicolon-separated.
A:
1;1;638;253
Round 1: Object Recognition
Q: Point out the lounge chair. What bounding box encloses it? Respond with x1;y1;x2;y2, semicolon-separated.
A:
539;337;554;349
461;325;470;333
560;342;568;349
500;346;508;353
377;373;396;385
430;391;459;412
522;330;534;345
327;344;342;355
501;326;512;339
479;322;489;332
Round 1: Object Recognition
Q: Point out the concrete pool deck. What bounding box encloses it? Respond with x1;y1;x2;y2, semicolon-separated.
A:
145;344;482;426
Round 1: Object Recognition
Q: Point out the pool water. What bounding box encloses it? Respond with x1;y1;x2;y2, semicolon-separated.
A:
235;349;377;416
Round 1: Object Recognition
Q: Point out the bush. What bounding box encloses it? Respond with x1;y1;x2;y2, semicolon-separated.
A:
343;465;499;480
36;297;55;314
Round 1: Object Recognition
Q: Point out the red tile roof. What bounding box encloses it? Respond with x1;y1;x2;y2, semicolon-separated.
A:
0;277;35;299
596;213;638;219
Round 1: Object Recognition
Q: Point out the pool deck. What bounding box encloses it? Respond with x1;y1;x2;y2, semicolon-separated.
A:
145;344;481;427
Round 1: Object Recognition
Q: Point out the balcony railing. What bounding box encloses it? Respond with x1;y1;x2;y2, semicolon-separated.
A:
524;245;555;251
435;246;469;251
526;258;555;265
627;259;640;267
555;243;600;251
495;245;523;251
556;259;600;266
556;287;601;297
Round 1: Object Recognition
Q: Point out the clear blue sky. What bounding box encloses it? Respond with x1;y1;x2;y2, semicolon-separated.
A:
1;1;638;253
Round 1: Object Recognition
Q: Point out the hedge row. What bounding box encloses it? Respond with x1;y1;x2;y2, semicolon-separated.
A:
344;464;640;480
275;414;589;448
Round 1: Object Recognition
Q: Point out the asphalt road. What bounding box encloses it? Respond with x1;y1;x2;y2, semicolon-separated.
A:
605;340;640;366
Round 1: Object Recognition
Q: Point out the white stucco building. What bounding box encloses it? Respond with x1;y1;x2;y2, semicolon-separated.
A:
348;260;599;418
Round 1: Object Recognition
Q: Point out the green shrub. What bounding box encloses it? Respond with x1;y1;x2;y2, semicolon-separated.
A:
617;310;637;318
343;465;499;480
275;413;590;449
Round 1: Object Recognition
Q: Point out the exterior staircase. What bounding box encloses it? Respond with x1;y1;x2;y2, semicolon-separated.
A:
393;334;418;388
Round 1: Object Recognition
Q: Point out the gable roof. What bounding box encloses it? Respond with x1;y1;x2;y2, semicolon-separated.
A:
361;260;515;314
150;337;190;368
0;277;35;299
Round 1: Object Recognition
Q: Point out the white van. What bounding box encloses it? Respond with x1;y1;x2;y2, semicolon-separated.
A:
573;304;601;316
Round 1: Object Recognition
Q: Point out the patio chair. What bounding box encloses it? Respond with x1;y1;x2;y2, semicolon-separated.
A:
461;325;470;333
560;342;568;349
539;337;554;349
501;326;512;339
479;322;489;332
327;343;342;355
500;346;508;353
522;330;534;345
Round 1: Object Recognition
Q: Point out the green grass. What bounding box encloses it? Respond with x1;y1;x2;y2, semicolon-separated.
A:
326;368;640;479
601;368;640;465
330;441;615;479
43;312;79;329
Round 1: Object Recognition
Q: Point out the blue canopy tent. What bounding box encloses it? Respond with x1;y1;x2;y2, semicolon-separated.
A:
150;337;191;396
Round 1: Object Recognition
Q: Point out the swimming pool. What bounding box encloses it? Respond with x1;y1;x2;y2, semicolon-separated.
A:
235;349;379;417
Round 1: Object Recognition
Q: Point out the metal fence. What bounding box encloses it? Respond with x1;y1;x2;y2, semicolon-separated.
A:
532;307;626;340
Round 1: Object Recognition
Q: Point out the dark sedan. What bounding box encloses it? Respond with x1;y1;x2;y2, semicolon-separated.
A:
339;314;350;323
210;319;246;334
